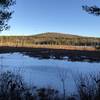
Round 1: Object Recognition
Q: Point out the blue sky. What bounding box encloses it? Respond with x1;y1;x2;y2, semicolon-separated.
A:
1;0;100;37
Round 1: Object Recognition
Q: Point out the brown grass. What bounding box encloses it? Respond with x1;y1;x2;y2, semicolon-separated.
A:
0;44;96;51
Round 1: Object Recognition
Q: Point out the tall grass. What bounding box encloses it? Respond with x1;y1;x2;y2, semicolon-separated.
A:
76;73;100;100
1;71;100;100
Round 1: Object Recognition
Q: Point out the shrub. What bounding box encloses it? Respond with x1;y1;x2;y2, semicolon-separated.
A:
0;71;34;100
76;73;100;100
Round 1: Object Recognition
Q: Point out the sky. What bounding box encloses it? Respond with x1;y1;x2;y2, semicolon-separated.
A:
1;0;100;37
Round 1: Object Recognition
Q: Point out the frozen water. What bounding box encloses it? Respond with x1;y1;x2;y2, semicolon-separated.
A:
0;52;100;94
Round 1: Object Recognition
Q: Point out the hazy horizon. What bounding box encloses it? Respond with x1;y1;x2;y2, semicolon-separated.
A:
0;32;100;38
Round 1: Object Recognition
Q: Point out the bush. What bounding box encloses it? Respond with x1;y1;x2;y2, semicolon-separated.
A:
0;71;34;100
36;87;60;100
76;73;100;100
0;71;63;100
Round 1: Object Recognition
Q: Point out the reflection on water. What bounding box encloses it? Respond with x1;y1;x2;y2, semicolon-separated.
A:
0;52;100;94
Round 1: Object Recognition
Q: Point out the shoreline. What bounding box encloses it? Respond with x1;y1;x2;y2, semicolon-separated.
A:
0;45;97;51
0;46;100;62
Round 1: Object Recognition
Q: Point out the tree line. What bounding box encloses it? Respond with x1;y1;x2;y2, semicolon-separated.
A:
0;34;100;48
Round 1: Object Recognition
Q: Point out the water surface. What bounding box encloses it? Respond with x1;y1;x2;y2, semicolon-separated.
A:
0;52;100;94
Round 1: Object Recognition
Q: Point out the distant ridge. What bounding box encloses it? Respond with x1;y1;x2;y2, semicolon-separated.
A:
33;32;100;39
0;32;99;39
33;32;81;38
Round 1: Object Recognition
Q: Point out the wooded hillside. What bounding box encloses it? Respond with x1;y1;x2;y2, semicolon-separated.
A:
0;32;100;48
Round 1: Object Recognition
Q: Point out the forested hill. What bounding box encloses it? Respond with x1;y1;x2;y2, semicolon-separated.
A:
0;32;100;47
33;32;81;38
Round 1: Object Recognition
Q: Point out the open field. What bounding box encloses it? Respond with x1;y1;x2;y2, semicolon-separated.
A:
3;44;100;51
0;44;97;51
